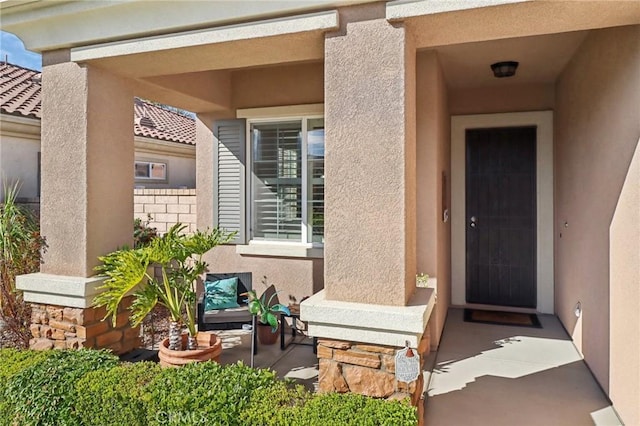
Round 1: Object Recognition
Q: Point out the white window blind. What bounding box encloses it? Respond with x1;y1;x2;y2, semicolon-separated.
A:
251;121;302;241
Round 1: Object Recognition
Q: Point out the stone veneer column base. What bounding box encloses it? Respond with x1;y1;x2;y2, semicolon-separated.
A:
317;329;430;406
28;298;140;354
302;287;436;424
17;273;140;354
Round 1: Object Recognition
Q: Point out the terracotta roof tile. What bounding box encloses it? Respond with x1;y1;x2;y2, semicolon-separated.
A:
0;62;41;118
133;98;195;145
1;62;195;145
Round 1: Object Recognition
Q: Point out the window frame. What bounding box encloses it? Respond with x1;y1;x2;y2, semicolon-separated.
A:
134;160;168;183
245;114;324;248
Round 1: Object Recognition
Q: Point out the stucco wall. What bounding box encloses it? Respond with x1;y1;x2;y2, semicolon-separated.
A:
0;132;40;199
232;62;324;110
41;60;134;277
449;83;555;116
134;152;196;189
555;25;640;423
0;117;195;198
324;5;416;306
416;50;451;348
610;137;640;426
197;61;325;306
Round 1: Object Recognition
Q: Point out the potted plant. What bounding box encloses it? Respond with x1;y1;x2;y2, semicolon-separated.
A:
416;272;430;288
246;283;290;345
93;223;235;366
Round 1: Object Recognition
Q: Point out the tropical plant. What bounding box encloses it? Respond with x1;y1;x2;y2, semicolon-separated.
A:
0;181;46;348
93;223;235;351
246;277;290;332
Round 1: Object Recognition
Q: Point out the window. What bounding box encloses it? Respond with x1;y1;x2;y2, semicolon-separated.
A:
135;161;167;181
249;117;324;244
212;106;324;253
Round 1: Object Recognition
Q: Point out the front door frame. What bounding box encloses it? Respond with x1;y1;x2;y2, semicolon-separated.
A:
451;111;554;314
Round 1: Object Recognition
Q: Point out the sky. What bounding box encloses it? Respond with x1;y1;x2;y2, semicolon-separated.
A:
1;31;42;71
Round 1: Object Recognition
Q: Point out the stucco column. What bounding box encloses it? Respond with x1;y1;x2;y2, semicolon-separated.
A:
16;55;138;354
324;16;417;306
40;58;134;276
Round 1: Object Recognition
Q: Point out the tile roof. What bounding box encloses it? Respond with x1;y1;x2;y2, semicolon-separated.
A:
0;62;41;118
133;98;195;145
1;62;195;145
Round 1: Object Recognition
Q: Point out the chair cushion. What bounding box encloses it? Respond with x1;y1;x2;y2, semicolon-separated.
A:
204;277;240;311
202;306;252;323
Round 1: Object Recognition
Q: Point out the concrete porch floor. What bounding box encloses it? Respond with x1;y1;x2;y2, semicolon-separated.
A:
206;308;621;425
425;308;621;426
216;327;320;391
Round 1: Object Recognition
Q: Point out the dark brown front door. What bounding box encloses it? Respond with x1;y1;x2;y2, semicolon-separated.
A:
466;127;536;308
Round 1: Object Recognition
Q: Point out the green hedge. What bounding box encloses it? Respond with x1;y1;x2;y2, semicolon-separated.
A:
75;362;162;426
0;349;56;424
240;383;417;426
0;349;418;426
143;361;282;425
1;349;119;426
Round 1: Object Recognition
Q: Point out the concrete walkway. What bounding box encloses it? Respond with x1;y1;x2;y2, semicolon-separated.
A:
425;309;621;426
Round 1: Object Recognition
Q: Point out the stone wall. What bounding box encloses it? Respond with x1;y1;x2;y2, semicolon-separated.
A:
134;188;196;233
317;329;430;411
28;296;140;354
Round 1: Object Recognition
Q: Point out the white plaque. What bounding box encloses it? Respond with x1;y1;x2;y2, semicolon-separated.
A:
395;347;421;383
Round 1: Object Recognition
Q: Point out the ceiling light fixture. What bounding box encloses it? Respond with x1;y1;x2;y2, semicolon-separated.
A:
490;61;519;78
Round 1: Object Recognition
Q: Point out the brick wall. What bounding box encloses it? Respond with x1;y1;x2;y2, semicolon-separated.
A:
134;188;196;233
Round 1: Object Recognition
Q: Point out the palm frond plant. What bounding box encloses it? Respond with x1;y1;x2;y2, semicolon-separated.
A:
0;181;46;347
94;223;235;351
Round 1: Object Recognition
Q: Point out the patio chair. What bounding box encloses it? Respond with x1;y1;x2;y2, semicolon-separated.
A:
197;272;258;354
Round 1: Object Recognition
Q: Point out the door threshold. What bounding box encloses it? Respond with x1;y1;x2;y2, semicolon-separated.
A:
451;303;539;314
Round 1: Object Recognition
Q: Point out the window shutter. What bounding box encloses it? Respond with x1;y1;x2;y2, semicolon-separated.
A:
213;119;246;244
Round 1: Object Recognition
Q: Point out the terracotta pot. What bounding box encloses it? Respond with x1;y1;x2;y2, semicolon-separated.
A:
257;322;280;345
158;332;222;367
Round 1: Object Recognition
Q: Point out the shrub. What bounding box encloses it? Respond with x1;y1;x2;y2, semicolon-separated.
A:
133;215;158;248
0;181;47;348
142;361;280;426
2;349;118;426
295;392;418;426
241;382;418;426
0;348;53;382
240;381;311;425
75;362;162;426
0;350;418;426
0;349;56;424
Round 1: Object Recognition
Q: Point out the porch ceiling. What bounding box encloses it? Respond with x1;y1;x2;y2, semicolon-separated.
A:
433;31;589;89
76;27;327;80
68;13;332;113
400;0;640;49
402;0;639;89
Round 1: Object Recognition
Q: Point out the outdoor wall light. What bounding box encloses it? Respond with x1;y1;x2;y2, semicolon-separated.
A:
490;61;519;78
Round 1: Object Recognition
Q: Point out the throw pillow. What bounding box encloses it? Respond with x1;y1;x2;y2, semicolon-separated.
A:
204;277;240;311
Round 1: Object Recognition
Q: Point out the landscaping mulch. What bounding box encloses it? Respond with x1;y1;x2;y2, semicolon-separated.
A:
141;305;171;350
0;324;24;349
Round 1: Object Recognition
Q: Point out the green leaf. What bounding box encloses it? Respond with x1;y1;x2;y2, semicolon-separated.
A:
93;247;150;326
270;304;290;316
129;285;160;326
265;312;278;332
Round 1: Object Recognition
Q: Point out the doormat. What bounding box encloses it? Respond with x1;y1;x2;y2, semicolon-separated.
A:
464;309;542;328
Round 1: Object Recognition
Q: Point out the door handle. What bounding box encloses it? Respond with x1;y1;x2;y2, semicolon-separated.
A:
470;216;477;228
